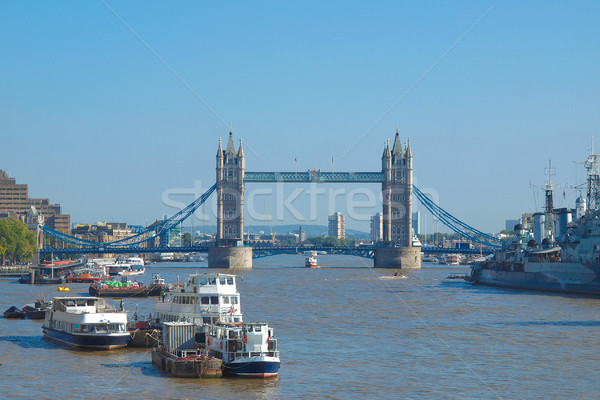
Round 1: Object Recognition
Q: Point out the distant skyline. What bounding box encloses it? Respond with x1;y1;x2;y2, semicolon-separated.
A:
2;1;599;234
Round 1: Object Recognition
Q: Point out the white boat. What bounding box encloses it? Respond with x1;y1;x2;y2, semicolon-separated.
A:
42;296;129;349
422;255;439;263
204;322;280;378
153;273;243;328
160;252;175;261
305;252;318;268
446;255;460;266
107;259;145;276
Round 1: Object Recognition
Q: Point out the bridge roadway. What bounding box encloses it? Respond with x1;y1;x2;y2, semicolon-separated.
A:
40;245;494;258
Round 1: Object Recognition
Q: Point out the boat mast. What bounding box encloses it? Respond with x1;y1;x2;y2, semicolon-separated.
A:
544;160;555;241
585;138;600;213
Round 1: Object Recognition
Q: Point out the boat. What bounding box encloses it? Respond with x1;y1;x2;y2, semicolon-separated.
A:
66;262;107;283
22;300;49;319
107;260;145;277
42;296;130;349
305;253;318;268
422;255;439;263
4;305;26;319
57;286;70;292
203;322;280;378
445;255;460;266
89;279;163;297
469;151;600;296
153;273;243;328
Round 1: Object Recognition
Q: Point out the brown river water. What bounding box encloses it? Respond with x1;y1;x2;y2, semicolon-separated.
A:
1;255;599;399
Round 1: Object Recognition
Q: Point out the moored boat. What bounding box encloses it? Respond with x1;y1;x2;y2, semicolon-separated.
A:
153;273;242;328
203;322;280;378
89;279;163;297
42;296;130;349
22;301;48;319
4;305;26;319
469;151;600;296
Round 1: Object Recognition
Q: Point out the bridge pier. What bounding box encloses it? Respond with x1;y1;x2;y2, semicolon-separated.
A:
374;247;421;269
208;247;253;269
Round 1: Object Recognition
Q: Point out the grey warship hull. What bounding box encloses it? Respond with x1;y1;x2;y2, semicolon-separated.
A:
470;262;600;296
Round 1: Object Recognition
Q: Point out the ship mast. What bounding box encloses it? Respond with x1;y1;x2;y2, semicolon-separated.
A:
544;160;555;241
584;138;600;213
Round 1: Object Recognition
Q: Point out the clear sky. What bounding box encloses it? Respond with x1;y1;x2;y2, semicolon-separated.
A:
1;1;599;234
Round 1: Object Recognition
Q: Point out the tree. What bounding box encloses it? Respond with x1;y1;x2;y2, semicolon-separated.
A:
182;232;193;247
305;236;354;247
0;219;38;264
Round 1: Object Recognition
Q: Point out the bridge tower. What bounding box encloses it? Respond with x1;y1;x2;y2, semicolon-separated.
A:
375;129;421;269
208;131;253;268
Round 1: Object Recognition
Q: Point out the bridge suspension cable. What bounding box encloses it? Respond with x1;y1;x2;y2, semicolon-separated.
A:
40;183;217;249
413;185;504;247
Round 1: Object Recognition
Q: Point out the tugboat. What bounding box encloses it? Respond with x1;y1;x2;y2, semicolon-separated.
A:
203;322;280;378
42;296;130;349
469;152;600;295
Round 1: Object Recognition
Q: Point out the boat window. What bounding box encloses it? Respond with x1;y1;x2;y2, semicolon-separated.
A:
247;326;253;332
210;296;219;304
255;325;261;332
219;278;226;285
222;296;230;304
199;278;208;285
201;296;209;304
234;317;241;323
208;277;216;285
227;278;233;285
231;296;238;305
203;317;211;324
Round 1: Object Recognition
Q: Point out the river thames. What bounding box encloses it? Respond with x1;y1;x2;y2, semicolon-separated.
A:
1;256;599;399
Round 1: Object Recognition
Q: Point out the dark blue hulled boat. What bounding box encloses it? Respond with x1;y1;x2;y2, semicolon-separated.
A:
42;296;130;349
204;322;280;378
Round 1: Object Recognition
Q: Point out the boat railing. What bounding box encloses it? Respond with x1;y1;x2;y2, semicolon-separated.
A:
232;351;279;359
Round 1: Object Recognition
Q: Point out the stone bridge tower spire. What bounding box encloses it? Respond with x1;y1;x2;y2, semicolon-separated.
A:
210;131;252;268
375;129;421;269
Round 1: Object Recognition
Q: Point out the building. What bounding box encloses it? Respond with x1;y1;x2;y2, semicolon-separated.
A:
0;169;70;232
370;212;383;242
412;211;421;236
328;212;346;238
72;222;132;244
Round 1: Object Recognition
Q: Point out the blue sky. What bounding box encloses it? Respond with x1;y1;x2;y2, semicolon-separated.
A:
1;1;599;234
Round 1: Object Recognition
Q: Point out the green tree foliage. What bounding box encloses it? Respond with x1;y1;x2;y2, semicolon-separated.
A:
182;232;193;247
0;219;38;264
305;236;354;247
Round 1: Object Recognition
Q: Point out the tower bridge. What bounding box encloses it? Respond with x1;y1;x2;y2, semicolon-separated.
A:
212;130;419;269
38;129;504;267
